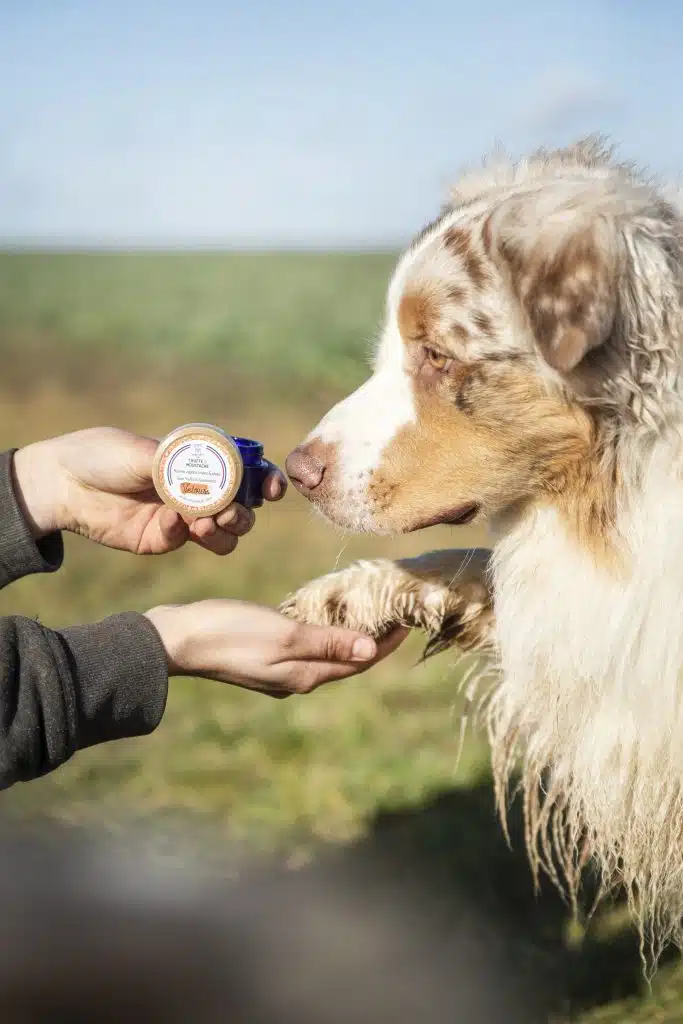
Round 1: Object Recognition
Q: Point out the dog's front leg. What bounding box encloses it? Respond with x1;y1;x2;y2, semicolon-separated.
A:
280;548;495;659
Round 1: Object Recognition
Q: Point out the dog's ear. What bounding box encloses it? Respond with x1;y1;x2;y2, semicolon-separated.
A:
486;198;619;373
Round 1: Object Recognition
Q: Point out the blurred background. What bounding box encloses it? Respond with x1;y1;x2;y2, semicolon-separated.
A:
1;1;682;1020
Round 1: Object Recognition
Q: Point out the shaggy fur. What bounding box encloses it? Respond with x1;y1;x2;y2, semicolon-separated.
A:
282;137;683;969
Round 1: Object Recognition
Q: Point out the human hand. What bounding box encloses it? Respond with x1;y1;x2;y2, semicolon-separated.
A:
145;600;408;696
12;427;286;555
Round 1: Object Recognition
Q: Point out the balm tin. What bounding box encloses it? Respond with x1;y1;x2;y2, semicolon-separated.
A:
152;423;268;518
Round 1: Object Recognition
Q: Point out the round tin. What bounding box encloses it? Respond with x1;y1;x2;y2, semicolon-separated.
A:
152;424;269;518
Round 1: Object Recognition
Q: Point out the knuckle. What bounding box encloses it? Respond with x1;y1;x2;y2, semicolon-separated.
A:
218;506;238;527
323;633;342;661
279;621;301;655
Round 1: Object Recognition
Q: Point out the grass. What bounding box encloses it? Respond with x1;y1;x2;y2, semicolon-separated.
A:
0;250;396;396
1;250;683;1020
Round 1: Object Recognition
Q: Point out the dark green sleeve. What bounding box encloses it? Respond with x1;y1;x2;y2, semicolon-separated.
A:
0;450;169;788
0;450;64;587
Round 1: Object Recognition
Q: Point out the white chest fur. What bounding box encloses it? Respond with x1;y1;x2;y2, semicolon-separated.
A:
488;440;683;957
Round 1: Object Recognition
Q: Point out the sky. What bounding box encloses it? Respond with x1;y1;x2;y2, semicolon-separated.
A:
1;0;682;247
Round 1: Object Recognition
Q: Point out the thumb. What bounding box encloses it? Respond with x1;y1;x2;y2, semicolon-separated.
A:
153;506;189;552
124;434;160;485
288;622;378;664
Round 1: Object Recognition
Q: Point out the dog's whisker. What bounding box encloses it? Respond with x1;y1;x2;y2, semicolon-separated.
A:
332;543;348;573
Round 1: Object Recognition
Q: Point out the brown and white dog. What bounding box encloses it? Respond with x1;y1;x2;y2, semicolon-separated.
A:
281;137;683;966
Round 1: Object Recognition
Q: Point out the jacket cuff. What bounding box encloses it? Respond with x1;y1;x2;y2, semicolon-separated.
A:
58;612;169;750
0;450;63;588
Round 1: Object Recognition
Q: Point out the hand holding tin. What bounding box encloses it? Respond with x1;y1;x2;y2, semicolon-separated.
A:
12;426;286;557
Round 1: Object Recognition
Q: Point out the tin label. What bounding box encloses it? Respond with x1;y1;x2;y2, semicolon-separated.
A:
160;439;239;511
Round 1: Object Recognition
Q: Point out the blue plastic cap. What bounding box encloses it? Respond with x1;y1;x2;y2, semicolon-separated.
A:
232;436;267;508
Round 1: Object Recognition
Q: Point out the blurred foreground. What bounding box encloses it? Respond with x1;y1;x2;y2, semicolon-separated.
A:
0;252;681;1021
0;818;542;1024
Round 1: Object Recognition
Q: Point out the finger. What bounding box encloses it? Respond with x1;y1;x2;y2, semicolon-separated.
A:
189;510;253;541
155;507;189;551
283;622;378;664
214;504;239;527
262;464;287;502
288;659;374;693
117;433;162;490
224;681;290;699
189;517;217;541
191;530;239;556
214;504;255;536
288;629;409;693
373;627;410;660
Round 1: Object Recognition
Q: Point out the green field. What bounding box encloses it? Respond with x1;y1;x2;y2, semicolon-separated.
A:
0;251;395;397
0;251;681;1021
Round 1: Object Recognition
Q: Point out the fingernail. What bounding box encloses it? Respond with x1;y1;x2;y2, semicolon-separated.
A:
351;637;376;661
265;475;282;501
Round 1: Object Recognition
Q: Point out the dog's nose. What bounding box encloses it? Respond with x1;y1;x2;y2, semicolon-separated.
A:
286;445;326;494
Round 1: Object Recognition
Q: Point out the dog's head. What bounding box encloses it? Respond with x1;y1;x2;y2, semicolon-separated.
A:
287;139;682;536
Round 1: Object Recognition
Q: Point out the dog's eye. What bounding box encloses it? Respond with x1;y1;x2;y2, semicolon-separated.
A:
424;346;451;372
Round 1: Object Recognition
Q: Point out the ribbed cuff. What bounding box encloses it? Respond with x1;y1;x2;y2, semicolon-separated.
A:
0;450;63;588
58;612;169;751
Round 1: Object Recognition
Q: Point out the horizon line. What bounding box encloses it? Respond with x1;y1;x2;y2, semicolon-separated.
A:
0;240;406;254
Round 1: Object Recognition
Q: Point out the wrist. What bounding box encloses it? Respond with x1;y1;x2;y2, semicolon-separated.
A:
12;441;70;539
144;605;190;677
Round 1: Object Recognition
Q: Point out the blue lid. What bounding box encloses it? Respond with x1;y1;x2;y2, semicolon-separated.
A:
232;436;264;467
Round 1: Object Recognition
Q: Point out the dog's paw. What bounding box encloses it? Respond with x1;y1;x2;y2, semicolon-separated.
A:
280;560;409;639
280;550;494;659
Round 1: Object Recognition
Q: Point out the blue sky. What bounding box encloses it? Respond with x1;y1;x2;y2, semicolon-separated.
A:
1;0;681;246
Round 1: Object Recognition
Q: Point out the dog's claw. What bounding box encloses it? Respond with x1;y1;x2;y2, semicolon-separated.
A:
420;615;465;661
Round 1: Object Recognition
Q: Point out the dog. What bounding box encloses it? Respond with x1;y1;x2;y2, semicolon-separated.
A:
280;136;683;968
